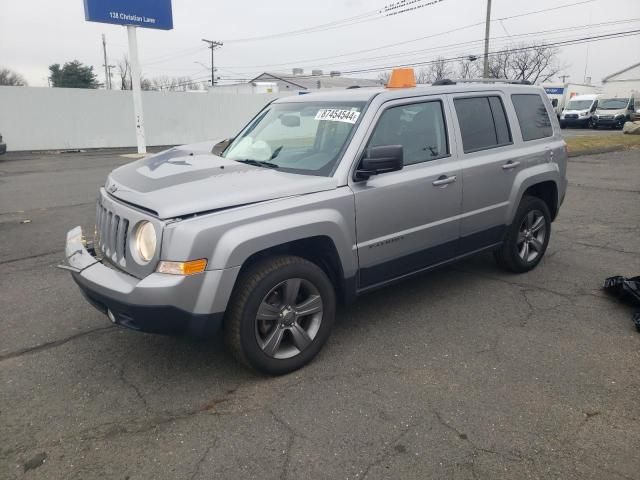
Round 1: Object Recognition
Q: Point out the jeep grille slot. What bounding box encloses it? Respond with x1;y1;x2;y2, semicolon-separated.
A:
96;203;129;266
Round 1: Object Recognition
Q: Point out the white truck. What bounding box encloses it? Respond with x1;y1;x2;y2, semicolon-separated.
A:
542;83;599;117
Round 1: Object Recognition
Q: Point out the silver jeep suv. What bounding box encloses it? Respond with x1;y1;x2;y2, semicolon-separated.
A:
61;80;568;374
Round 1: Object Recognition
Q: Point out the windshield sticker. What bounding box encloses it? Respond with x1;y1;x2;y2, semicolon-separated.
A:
315;109;360;124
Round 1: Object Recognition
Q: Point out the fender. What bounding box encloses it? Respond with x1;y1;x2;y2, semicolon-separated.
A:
505;162;560;225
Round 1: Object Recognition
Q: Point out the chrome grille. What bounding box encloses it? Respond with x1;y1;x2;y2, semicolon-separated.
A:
96;201;130;266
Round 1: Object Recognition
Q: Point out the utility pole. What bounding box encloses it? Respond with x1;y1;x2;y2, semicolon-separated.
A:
559;74;570;83
483;0;492;78
202;39;223;87
106;64;116;90
102;33;110;89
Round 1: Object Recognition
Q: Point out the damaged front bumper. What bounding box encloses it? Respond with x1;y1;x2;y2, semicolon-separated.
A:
59;226;226;336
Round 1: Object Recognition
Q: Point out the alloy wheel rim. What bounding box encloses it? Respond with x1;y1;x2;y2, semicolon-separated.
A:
517;210;546;263
255;278;323;359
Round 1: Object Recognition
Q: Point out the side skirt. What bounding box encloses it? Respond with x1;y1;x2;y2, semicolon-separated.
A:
356;242;502;295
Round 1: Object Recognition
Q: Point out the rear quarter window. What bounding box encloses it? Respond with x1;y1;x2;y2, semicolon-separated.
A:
453;96;512;153
511;94;553;141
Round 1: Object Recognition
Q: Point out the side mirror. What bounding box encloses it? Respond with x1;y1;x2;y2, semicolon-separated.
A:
355;145;403;181
212;138;233;156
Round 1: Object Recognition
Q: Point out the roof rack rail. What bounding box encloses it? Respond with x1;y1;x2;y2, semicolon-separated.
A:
432;78;533;85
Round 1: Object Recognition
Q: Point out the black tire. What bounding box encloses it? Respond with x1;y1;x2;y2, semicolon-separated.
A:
224;255;336;375
494;196;551;273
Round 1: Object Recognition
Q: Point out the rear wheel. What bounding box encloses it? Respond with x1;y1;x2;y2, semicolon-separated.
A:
224;255;336;375
494;196;551;273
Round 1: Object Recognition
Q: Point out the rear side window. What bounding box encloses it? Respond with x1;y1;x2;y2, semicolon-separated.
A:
454;96;512;153
511;94;553;141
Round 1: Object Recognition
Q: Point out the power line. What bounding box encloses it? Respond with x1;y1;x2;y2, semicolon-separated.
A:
168;28;640;88
223;0;448;43
337;28;640;76
221;0;599;69
219;17;639;74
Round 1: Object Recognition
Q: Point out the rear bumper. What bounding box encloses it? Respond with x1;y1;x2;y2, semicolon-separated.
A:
60;226;231;336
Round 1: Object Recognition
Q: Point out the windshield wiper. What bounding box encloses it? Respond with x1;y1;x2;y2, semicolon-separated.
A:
235;159;279;169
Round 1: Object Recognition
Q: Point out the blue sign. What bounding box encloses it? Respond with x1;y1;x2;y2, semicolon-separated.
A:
83;0;173;30
544;87;564;95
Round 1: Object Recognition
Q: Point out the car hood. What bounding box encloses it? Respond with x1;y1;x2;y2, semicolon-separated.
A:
107;145;338;219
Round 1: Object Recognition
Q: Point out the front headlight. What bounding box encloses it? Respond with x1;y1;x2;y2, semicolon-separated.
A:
134;221;157;263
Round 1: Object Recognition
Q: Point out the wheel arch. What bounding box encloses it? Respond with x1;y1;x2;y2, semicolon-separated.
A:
507;166;560;224
237;236;354;305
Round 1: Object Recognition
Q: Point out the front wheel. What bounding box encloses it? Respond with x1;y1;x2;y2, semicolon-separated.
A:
494;196;551;273
224;255;336;375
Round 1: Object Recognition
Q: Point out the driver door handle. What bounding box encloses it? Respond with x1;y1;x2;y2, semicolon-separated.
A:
432;175;457;187
502;160;521;170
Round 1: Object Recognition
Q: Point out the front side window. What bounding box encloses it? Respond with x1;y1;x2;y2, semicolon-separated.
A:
223;101;365;176
367;101;449;165
454;96;512;153
511;94;553;141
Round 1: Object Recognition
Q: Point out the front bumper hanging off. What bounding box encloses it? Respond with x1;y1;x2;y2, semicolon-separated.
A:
58;226;225;336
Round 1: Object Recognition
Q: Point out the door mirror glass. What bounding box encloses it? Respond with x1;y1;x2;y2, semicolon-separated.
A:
356;145;403;180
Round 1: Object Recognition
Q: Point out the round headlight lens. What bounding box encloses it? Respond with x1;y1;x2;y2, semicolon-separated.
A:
135;221;156;263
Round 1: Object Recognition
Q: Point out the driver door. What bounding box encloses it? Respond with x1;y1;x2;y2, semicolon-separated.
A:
350;97;462;289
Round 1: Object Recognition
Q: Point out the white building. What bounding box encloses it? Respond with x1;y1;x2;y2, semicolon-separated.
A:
601;62;640;98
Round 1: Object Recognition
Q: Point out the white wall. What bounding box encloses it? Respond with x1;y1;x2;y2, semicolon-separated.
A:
0;86;290;151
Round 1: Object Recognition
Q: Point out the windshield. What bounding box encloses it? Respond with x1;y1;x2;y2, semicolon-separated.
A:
565;100;592;110
223;101;366;176
598;98;629;110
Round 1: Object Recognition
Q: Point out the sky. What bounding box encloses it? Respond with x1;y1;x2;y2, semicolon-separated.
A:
1;0;639;88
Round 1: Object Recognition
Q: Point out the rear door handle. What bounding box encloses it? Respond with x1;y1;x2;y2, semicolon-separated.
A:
432;175;457;187
502;161;521;170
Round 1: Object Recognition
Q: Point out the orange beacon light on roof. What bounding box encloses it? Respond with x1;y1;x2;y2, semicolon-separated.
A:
386;68;416;88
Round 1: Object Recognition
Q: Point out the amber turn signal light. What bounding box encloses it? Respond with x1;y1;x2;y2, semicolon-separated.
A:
156;259;208;276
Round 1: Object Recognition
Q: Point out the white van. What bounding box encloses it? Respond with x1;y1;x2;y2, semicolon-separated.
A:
543;83;598;116
559;94;599;128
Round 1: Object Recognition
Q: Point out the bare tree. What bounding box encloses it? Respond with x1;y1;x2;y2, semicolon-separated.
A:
140;77;154;91
117;56;131;90
0;67;28;86
456;59;478;79
424;57;452;83
485;51;511;79
508;44;563;83
415;68;430;84
482;43;564;83
148;75;202;91
377;71;391;85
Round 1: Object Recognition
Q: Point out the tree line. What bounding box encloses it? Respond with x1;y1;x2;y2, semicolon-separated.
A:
0;59;204;91
379;43;563;84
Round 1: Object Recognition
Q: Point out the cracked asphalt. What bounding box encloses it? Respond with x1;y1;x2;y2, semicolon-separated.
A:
1;148;639;479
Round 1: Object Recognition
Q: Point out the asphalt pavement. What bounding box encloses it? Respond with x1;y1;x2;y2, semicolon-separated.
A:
1;148;639;479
